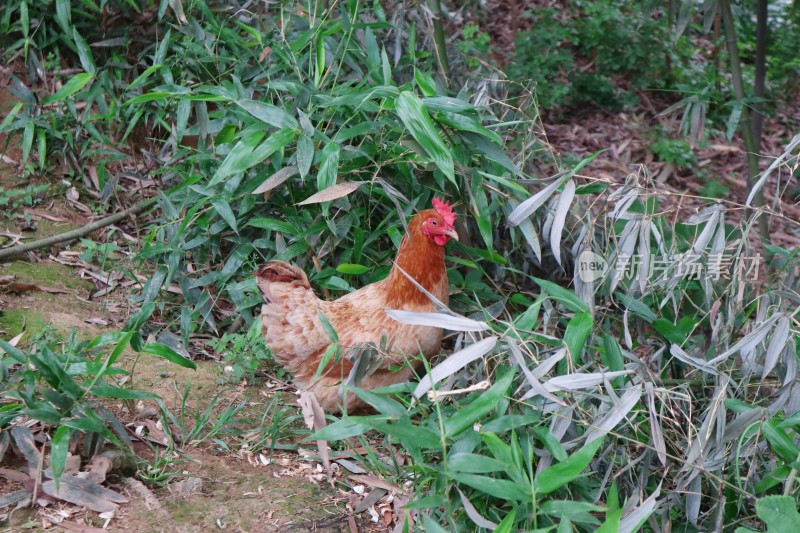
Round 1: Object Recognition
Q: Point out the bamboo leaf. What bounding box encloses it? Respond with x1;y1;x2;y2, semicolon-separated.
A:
535;437;604;494
550;179;576;267
396;91;454;181
413;337;498;399
385;310;490;332
298;181;365;205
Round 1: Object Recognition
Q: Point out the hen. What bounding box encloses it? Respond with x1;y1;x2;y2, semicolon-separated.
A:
255;199;458;413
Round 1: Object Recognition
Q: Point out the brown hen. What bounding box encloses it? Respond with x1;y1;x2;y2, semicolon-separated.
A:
255;199;457;413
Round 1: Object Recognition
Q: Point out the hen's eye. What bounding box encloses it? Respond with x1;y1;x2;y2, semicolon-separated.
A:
431;220;439;226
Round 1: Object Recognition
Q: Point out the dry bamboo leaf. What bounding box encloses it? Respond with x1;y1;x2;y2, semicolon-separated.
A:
297;181;366;205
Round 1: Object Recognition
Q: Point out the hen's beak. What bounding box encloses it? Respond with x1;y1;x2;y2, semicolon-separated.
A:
445;227;459;241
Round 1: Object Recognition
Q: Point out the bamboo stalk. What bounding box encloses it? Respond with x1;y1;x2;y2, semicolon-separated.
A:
0;198;156;262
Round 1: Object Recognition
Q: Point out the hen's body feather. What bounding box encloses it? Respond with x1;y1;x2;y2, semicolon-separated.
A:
256;207;455;413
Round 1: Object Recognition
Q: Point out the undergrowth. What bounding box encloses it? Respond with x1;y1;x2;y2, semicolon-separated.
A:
1;0;799;531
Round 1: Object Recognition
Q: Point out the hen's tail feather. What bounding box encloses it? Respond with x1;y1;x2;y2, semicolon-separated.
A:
255;261;311;303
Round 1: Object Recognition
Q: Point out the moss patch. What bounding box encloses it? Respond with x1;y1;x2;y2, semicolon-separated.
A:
0;260;93;291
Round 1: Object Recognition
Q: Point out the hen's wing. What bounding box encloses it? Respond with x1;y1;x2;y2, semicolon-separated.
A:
256;261;331;373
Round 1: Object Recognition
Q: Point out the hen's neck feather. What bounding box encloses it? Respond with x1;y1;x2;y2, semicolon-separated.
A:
383;212;448;307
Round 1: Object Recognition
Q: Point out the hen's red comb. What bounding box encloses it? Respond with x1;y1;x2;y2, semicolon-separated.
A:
432;197;456;227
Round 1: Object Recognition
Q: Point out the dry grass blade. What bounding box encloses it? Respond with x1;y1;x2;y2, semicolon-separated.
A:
708;313;781;365
299;391;331;481
391;262;449;312
456;487;497;529
41;475;128;512
583;384;642;445
746;132;800;206
385;310;490;332
297;181;367;205
541;370;632;393
530;347;567;379
349;474;404;494
645;383;667;466
252;165;299;194
681;376;729;473
506;337;566;406
413;337;498;399
670;344;723;377
619;483;661;533
550;179;576;267
762;314;790;379
507;174;569;226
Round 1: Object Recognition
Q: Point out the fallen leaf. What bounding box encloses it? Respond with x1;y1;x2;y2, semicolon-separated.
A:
24;209;68;222
349;474;404;494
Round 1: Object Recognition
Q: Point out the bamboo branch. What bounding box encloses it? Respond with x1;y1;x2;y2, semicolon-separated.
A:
0;198;157;262
719;0;772;259
426;0;449;82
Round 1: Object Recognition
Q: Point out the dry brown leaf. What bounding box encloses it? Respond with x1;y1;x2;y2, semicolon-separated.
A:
298;391;331;482
0;281;70;294
349;474;404;494
297;182;366;205
252;166;298;195
58;521;107;533
24;209;68;222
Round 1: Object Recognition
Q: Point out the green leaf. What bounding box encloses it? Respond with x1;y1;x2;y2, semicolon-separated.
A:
72;28;96;75
211;197;238;232
448;453;508;474
336;263;369;275
615;292;657;322
20;0;29;38
142;343;196;369
0;102;23;135
601;336;624;373
726;100;743;141
128;64;162;90
395;91;454;182
351;389;406;417
451;473;530;501
533;277;590;314
296;134;314;179
365;419;441;449
313;344;337;381
470;173;493;249
42;73;94;104
50;425;70;491
494;509;516;533
436;111;502;145
314;36;325;87
535;437;604;494
247;218;296;234
55;0;71;33
564;312;593;361
0;338;26;363
414;68;436;97
540;500;604;523
309;416;371;441
210;129;295;187
22;121;33;164
756;495;800;531
444;367;515;438
763;420;800;464
317;142;340;192
90;384;159;399
653;318;687;345
316;311;338;342
236;100;298;129
381;46;391;84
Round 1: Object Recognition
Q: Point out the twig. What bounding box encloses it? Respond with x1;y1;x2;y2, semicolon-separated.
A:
0;198;157;262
